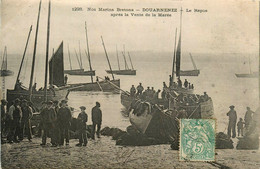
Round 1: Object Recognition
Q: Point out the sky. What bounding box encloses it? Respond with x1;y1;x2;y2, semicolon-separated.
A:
1;0;259;56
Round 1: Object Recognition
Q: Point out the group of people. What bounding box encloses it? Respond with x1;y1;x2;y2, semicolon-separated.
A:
1;98;103;147
226;105;255;138
168;75;194;89
130;83;161;103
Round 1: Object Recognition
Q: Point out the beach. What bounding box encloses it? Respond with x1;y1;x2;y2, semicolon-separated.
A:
1;135;260;169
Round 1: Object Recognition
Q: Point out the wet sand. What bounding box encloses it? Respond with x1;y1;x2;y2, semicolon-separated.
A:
1;136;260;169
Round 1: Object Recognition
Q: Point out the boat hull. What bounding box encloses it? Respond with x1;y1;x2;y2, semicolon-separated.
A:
0;70;14;77
7;88;69;108
67;79;120;92
106;69;136;75
179;69;200;76
64;69;95;76
235;72;258;78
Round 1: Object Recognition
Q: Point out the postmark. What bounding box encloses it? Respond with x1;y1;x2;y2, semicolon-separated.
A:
180;119;215;161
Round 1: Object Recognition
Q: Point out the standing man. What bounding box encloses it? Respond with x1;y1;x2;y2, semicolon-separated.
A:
64;75;68;85
227;105;237;138
1;99;8;143
57;100;72;146
92;102;102;139
130;85;136;96
20;100;33;142
76;106;88;147
177;78;182;88
184;79;188;89
244;107;254;129
136;83;144;95
7;99;22;143
40;101;57;146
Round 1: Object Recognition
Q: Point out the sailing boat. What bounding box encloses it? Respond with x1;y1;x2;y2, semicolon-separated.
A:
179;53;200;76
235;56;258;78
64;41;95;76
7;0;69;108
106;46;136;75
64;27;120;92
0;46;14;77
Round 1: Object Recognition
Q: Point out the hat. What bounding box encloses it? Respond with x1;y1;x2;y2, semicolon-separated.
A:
80;106;86;110
229;105;235;109
246;106;250;110
1;99;8;104
46;101;53;105
96;102;100;106
61;100;67;103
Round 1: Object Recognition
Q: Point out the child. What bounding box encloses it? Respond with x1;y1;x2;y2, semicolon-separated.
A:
76;106;88;146
237;118;244;137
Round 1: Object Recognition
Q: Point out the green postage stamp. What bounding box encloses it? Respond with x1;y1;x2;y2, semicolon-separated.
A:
180;119;215;161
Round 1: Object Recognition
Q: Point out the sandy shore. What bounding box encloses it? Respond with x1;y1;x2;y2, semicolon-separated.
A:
1;136;260;169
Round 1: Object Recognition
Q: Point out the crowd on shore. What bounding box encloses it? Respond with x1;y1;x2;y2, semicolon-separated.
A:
1;99;103;147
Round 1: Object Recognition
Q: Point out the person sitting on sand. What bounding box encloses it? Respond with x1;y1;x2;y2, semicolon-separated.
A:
76;106;88;147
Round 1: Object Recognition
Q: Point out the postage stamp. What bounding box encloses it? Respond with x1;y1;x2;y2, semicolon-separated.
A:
179;119;215;161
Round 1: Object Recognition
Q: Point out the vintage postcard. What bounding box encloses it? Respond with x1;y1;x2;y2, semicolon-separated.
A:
1;0;259;168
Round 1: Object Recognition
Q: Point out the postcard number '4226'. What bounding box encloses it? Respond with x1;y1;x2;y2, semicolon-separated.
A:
72;7;83;11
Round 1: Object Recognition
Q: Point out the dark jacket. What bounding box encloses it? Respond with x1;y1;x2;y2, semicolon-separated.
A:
57;107;72;126
40;107;56;124
77;111;88;129
91;106;102;124
21;106;33;120
227;110;237;122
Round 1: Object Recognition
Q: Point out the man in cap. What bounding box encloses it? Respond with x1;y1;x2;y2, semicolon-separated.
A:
40;101;57;146
91;102;102;139
57;100;72;146
244;107;254;129
19;99;33;141
76;106;88;146
184;79;189;89
52;100;60;146
136;83;144;95
1;99;8;142
130;85;136;96
7;98;22;143
227;105;237;138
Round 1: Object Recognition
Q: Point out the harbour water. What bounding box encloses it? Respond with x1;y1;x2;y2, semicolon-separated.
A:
1;51;258;132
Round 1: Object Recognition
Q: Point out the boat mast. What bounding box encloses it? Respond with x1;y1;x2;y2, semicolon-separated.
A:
79;41;83;69
50;48;54;86
74;49;82;69
29;0;42;101
68;44;72;70
116;45;120;70
189;53;197;70
101;36;114;80
122;45;129;70
85;21;93;83
4;47;7;70
44;0;51;101
15;25;32;87
128;52;134;70
176;8;183;78
172;28;177;82
1;47;7;71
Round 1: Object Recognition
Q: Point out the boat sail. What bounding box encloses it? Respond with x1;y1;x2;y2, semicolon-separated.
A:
0;46;14;77
179;53;200;76
7;0;69;108
235;56;258;78
106;45;136;75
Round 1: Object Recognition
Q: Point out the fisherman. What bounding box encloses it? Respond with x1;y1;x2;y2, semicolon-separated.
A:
1;99;8;143
151;87;155;95
96;76;99;82
32;82;37;91
203;92;209;101
40;101;57;146
57;100;72;146
52;100;60;145
7;98;22;143
136;83;144;95
163;82;167;88
130;85;136;96
152;89;161;104
237;118;244;137
169;75;173;87
20;99;33;142
64;75;68;85
177;78;182;88
92;102;102;139
191;84;194;89
173;82;177;88
76;106;88;147
184;79;188;88
188;83;191;89
244;107;254;129
227;105;237;138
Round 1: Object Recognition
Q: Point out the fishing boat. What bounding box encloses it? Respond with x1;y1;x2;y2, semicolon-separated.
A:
106;46;136;75
0;46;14;77
64;41;95;76
7;0;69;108
179;53;200;76
125;9;214;141
235;56;258;78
